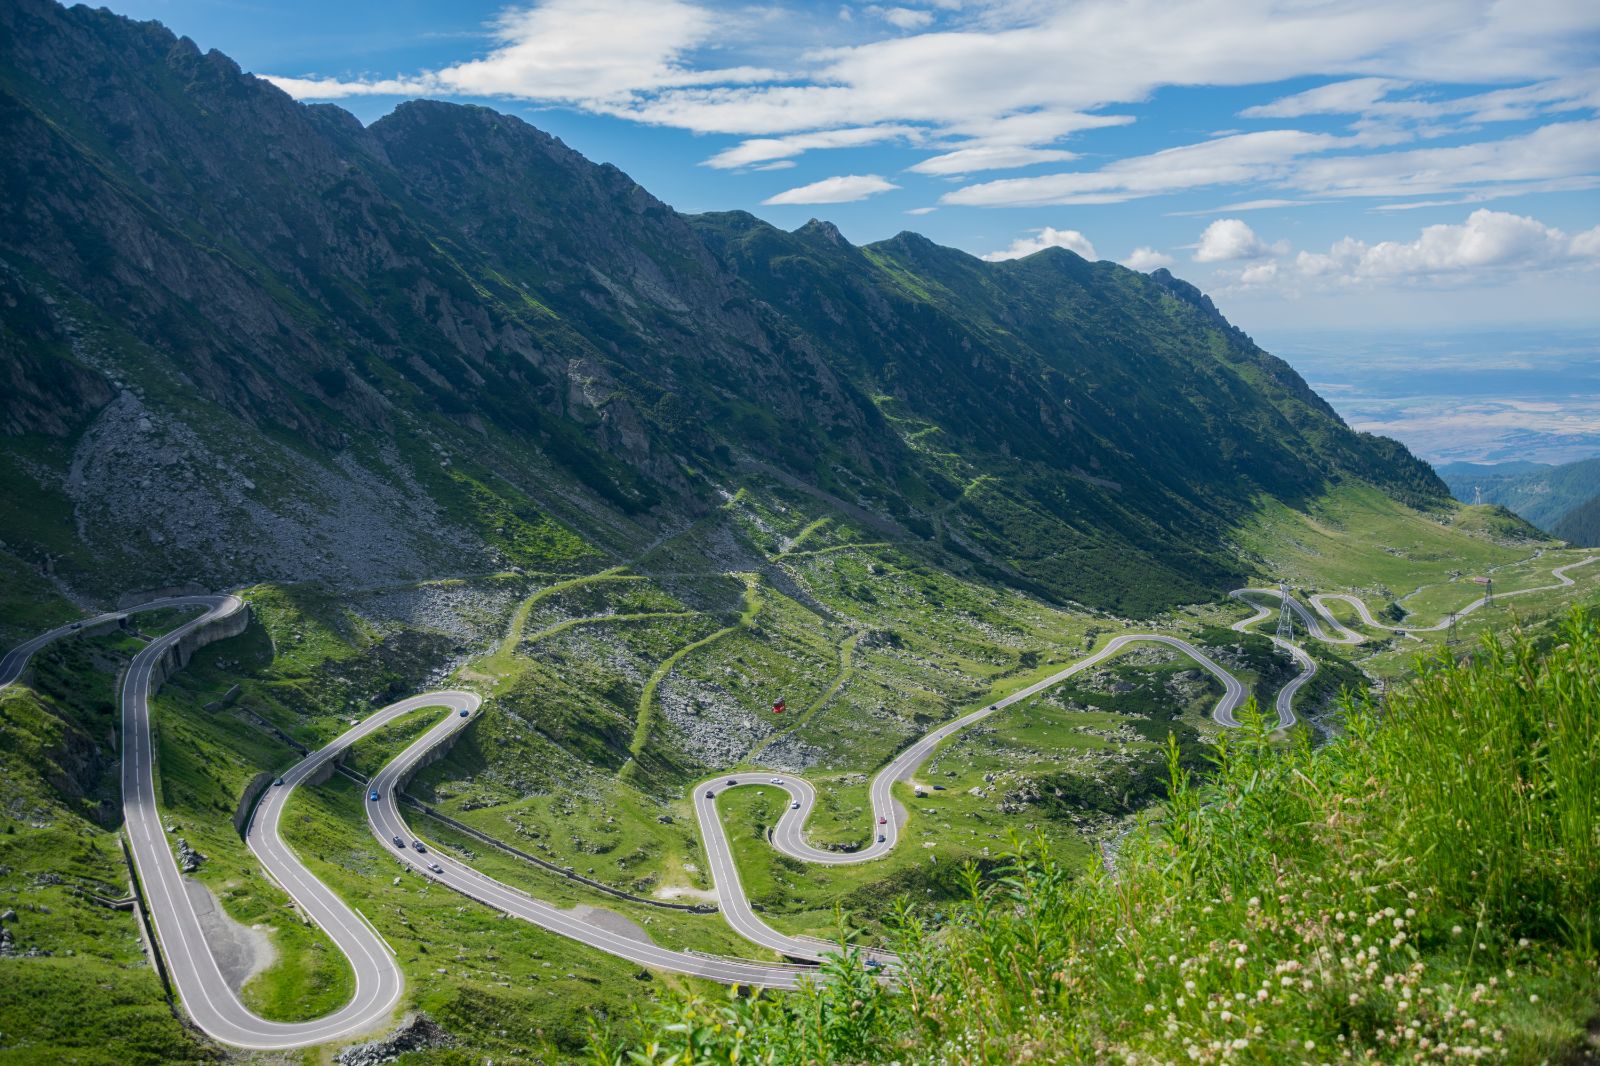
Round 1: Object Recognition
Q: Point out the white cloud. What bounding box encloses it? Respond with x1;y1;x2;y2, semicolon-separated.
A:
1195;218;1283;261
872;6;935;30
943;130;1343;207
1169;198;1314;216
1123;246;1174;271
762;174;900;205
268;0;775;103
905;206;938;215
1238;260;1280;285
1290;119;1600;200
908;145;1077;175
981;227;1098;262
703;126;917;169
1240;77;1411;119
1294;209;1600;281
944;118;1600;209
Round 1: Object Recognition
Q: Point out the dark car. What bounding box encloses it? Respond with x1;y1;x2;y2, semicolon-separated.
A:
392;835;405;848
273;777;284;786
413;840;426;853
705;790;715;798
877;834;886;842
69;622;82;631
727;778;738;785
459;708;470;718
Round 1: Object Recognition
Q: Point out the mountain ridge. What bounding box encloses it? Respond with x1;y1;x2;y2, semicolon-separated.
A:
1;0;1448;613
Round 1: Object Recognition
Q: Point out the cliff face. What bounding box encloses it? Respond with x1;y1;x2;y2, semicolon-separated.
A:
0;0;1445;611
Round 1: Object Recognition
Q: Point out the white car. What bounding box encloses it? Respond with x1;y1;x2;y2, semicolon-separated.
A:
427;861;443;874
770;777;782;785
791;801;801;810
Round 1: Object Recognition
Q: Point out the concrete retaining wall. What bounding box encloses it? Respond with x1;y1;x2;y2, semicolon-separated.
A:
395;725;463;793
233;771;274;837
149;604;250;690
305;753;343;788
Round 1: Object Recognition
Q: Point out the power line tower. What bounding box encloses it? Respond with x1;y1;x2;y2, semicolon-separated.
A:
1473;484;1484;505
1445;611;1459;646
1276;583;1295;641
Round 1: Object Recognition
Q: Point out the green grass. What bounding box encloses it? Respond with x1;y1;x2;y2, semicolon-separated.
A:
282;771;724;1060
0;550;78;649
0;639;212;1064
1235;481;1546;592
597;610;1600;1065
624;572;762;771
477;567;638;680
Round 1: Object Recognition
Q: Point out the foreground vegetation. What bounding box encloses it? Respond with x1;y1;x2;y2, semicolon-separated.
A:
593;610;1600;1065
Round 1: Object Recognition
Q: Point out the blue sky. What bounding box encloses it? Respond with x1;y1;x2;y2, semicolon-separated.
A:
104;0;1600;337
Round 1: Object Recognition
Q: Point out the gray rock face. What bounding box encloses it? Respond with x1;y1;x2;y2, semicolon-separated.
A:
335;1013;453;1066
175;838;205;873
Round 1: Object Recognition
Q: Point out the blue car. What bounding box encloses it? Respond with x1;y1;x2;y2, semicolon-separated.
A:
369;790;379;802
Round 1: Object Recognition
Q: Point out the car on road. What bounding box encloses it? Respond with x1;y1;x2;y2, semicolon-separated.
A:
459;708;470;717
69;622;82;630
770;777;782;784
413;840;427;853
705;790;716;798
878;816;887;824
932;785;946;791
877;833;887;842
392;835;405;848
273;777;284;786
790;801;800;810
727;778;738;785
369;790;379;802
427;861;443;873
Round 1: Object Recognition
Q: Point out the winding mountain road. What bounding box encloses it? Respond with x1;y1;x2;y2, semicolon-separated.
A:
2;595;406;1050
3;553;1592;1049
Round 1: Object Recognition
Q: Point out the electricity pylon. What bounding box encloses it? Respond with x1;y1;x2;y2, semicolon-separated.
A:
1276;583;1295;641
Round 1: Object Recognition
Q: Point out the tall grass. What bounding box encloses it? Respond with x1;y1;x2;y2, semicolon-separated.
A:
1358;609;1599;952
591;609;1600;1065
